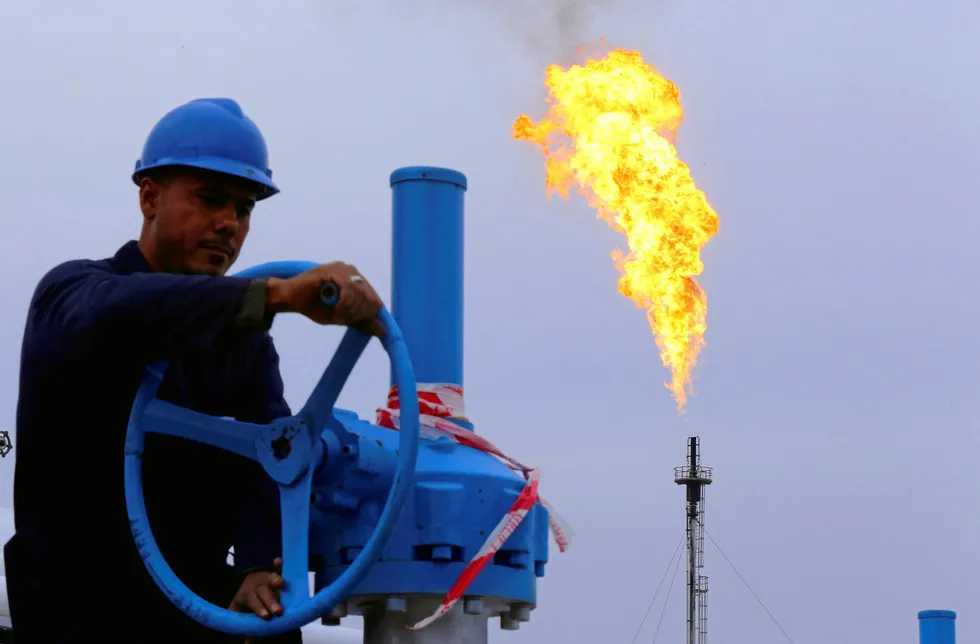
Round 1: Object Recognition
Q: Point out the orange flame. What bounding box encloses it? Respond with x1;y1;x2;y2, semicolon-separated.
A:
513;48;719;411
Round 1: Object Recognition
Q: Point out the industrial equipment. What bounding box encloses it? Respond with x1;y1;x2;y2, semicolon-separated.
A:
123;167;556;643
674;437;711;644
919;610;956;644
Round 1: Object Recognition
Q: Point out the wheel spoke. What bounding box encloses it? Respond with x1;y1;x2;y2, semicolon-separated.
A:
278;471;313;609
142;399;265;462
298;328;370;428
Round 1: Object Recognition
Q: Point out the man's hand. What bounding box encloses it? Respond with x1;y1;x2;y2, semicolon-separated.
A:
266;262;385;336
230;557;286;619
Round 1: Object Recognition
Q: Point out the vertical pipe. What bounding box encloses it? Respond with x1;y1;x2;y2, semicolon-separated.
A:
390;166;467;390
919;610;956;644
686;499;696;644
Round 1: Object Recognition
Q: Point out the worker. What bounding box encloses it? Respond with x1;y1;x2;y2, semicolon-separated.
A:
3;98;385;643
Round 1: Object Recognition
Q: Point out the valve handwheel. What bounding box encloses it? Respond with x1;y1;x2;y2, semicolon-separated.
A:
123;261;421;637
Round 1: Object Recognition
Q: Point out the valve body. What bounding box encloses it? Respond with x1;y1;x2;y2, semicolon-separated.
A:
309;167;550;642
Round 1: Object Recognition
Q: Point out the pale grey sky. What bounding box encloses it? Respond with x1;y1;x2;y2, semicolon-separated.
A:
0;1;978;642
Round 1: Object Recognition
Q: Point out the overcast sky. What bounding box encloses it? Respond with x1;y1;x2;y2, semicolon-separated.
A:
1;1;978;642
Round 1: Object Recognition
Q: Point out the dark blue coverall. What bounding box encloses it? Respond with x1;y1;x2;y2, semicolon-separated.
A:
4;240;303;643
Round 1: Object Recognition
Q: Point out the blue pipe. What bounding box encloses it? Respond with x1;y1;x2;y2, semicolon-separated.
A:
389;166;467;389
919;610;956;644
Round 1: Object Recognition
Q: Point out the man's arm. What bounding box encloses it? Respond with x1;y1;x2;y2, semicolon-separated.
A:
31;260;274;358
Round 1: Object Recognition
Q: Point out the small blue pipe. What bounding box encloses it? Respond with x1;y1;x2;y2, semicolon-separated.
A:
389;166;467;389
919;610;956;644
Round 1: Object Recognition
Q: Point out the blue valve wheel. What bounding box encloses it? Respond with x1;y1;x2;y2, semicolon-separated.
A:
123;261;421;637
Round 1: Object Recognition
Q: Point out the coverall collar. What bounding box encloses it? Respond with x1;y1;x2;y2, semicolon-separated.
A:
110;240;152;275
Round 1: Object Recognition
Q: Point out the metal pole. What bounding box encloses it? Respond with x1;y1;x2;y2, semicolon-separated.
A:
687;501;696;644
919;610;956;644
389;166;467;391
362;167;489;643
676;437;711;644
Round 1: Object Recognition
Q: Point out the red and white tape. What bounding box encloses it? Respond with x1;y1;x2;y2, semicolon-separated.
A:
375;383;573;630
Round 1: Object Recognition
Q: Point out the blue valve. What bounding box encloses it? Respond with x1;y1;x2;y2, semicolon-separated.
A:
122;261;421;637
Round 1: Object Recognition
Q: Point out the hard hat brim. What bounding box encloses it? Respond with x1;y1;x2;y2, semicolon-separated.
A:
132;156;280;200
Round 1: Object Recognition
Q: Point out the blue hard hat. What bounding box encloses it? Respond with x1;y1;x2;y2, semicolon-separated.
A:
132;97;279;200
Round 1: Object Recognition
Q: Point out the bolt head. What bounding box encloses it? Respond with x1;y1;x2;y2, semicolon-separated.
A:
386;596;407;612
463;597;485;615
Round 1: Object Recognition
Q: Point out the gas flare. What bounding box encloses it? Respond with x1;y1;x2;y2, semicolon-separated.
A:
513;48;719;411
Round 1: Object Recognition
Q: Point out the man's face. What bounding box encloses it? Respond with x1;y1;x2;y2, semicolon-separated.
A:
139;168;260;276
